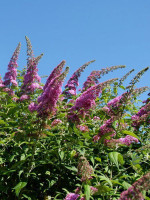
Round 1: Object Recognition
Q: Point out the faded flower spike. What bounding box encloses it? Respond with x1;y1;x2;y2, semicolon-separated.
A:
77;156;94;182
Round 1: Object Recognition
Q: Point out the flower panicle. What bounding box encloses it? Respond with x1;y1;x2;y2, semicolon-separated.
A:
105;135;139;148
131;100;150;128
119;69;134;86
119;172;150;200
64;193;79;200
132;86;150;96
53;66;69;86
3;42;21;87
43;60;66;91
64;60;95;97
67;78;118;123
126;67;149;92
82;65;124;91
77;156;94;182
98;78;118;89
11;42;21;63
34;53;44;65
25;36;34;59
34;67;69;117
96;65;125;79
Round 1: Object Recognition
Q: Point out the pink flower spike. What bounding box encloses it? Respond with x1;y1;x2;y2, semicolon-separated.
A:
28;102;37;112
51;119;62;127
77;125;89;132
20;95;30;101
43;60;66;91
64;60;95;97
3;43;21;87
64;193;79;200
68;79;117;123
93;116;100;120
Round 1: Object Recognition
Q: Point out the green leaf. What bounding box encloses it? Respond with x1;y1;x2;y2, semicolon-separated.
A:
94;185;112;195
65;166;77;172
99;175;113;187
18;170;24;179
95;157;101;162
145;196;150;200
0;120;6;125
59;151;64;160
122;181;132;189
118;154;125;165
84;184;90;200
119;85;126;90
22;194;32;200
121;130;140;141
131;153;142;164
108;152;123;169
13;182;27;197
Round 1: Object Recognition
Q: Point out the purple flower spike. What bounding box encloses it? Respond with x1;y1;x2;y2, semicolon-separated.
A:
21;37;43;94
131;99;150;128
43;60;66;91
36;67;69;117
64;60;95;97
68;78;118;122
82;65;125;91
119;172;150;200
3;43;21;87
64;193;79;200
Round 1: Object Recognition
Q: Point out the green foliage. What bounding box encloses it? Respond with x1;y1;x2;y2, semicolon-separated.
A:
0;41;150;200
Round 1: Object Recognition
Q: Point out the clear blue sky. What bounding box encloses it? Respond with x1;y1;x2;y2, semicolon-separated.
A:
0;0;150;100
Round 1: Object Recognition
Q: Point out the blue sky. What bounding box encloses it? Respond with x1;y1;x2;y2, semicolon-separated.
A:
0;0;149;100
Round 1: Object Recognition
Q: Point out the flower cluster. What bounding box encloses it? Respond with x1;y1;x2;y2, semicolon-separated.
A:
77;124;89;132
119;172;150;200
31;66;69;117
93;117;116;142
68;79;117;122
21;37;43;95
3;43;21;87
105;135;139;148
119;69;134;86
43;60;66;91
93;116;100;120
51;119;62;127
126;67;149;91
90;186;98;195
77;156;94;182
82;65;125;91
131;99;150;128
64;193;79;200
102;92;129;117
64;60;95;97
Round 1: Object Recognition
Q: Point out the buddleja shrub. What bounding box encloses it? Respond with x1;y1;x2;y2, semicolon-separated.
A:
0;37;150;200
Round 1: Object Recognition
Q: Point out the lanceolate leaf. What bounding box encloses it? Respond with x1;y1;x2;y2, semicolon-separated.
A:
108;152;124;169
13;182;27;197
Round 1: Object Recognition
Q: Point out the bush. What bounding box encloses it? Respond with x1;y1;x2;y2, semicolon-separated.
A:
0;37;150;200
